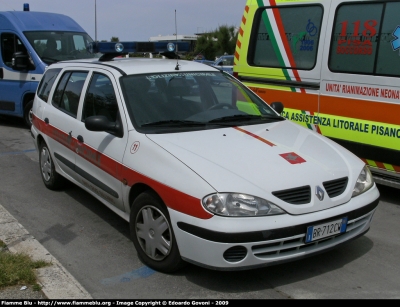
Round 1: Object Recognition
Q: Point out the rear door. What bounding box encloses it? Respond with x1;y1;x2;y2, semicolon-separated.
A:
42;69;89;181
319;0;400;168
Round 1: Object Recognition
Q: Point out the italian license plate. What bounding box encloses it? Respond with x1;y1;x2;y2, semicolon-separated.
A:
305;217;348;243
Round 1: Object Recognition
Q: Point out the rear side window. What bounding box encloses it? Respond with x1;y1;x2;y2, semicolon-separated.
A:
329;1;400;77
52;71;88;117
37;68;62;102
249;5;323;70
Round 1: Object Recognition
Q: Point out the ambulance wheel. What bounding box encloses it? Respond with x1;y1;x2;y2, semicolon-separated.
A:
24;100;33;128
39;142;64;190
130;191;186;273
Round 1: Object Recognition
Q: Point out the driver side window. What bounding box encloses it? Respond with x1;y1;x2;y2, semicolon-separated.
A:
1;33;28;67
82;73;119;123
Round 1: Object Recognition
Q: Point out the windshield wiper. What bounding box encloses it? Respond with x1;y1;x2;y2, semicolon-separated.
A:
141;120;207;127
208;114;284;123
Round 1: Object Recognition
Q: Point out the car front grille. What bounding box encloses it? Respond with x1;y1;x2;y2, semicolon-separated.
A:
272;186;311;204
251;210;372;259
272;177;349;204
323;177;348;198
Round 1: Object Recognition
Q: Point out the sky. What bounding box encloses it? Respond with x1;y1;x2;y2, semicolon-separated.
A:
0;0;246;41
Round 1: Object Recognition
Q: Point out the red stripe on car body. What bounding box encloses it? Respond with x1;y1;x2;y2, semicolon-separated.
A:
233;126;276;147
32;114;213;219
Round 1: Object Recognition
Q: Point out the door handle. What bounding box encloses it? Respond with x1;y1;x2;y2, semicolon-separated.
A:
77;135;84;143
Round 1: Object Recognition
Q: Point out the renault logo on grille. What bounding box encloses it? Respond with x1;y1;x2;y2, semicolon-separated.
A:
315;186;325;201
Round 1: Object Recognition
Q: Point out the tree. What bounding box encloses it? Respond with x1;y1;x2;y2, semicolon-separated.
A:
110;37;119;42
215;25;237;56
194;25;238;60
194;33;217;60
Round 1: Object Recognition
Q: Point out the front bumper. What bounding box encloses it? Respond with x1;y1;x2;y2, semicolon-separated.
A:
169;185;379;270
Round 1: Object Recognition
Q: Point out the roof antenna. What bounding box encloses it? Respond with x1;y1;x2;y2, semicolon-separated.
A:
174;9;180;70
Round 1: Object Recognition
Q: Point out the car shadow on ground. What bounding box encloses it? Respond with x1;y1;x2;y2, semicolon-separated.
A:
62;182;131;238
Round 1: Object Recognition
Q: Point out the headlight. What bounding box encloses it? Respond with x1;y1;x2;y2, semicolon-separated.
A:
202;193;286;217
352;165;374;197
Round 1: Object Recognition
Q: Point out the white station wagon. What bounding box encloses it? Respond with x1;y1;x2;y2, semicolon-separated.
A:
31;42;380;273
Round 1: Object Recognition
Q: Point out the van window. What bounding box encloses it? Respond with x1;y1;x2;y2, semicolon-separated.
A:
52;71;88;117
1;33;28;67
329;2;383;74
37;68;62;102
375;2;400;76
250;5;323;70
329;1;400;77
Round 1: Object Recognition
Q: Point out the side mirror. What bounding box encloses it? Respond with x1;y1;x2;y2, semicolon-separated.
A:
12;52;30;71
270;101;284;114
85;115;123;137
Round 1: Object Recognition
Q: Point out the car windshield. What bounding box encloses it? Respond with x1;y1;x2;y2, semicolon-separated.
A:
120;71;284;133
24;31;99;64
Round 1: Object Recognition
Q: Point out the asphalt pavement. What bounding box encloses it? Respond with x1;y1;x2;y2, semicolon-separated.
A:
0;203;92;299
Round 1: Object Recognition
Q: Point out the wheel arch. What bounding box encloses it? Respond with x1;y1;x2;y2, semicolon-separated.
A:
36;134;46;150
23;92;35;111
128;183;165;211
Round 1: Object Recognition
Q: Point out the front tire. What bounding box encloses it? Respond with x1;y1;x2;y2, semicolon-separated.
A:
39;142;65;190
130;191;185;273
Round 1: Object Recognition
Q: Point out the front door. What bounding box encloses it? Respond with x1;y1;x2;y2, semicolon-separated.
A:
74;71;127;211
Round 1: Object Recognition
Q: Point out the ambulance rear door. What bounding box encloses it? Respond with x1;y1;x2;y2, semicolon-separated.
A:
319;0;400;178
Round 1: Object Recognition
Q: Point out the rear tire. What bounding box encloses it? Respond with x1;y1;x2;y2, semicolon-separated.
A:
23;100;33;128
39;142;65;190
130;191;186;273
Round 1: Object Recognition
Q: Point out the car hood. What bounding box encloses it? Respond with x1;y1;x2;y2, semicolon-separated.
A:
146;120;364;215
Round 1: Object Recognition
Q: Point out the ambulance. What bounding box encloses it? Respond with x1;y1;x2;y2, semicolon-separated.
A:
234;0;400;189
0;3;96;127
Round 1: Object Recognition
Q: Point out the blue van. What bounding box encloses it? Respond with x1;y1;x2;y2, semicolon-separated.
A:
0;4;97;127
